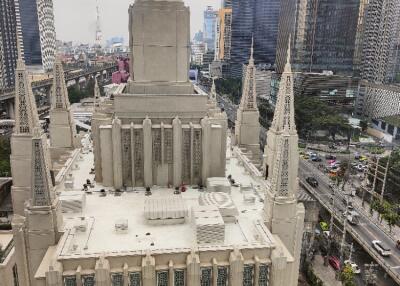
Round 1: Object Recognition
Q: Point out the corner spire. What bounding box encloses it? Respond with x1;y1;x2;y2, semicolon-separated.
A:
51;56;70;109
31;129;55;206
283;37;292;74
238;38;257;110
249;36;254;65
94;77;100;108
209;78;217;102
14;45;40;134
270;38;296;134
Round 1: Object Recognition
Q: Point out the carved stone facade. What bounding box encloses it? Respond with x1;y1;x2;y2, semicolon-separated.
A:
93;0;227;188
49;58;77;151
235;40;261;159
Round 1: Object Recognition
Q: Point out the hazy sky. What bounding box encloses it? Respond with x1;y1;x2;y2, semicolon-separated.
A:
53;0;220;44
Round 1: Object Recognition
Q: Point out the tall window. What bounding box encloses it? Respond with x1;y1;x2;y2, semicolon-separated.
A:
82;275;95;286
216;267;228;286
243;265;254;286
111;273;124;286
157;271;168;286
200;267;212;286
174;269;185;286
64;276;76;286
258;264;269;286
129;272;141;286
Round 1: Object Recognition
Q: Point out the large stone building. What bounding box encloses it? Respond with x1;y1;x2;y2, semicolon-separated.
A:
5;2;305;286
92;0;227;189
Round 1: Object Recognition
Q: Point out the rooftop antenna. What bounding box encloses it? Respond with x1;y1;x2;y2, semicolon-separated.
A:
95;0;102;47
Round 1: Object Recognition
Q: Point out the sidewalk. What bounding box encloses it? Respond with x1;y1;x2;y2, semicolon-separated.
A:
312;255;342;286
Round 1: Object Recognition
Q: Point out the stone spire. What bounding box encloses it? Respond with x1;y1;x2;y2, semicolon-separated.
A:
51;56;70;109
14;36;39;134
209;78;217;102
31;127;55;206
263;41;296;179
238;37;257;110
270;40;296;135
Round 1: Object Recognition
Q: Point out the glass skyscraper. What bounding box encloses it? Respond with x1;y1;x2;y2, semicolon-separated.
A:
16;0;56;71
203;6;217;52
293;0;361;75
230;0;281;78
0;0;19;88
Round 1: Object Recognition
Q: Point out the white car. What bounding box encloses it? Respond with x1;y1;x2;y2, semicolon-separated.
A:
372;240;391;256
344;260;361;274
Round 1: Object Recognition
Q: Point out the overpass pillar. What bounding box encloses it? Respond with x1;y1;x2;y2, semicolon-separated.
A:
7;100;15;119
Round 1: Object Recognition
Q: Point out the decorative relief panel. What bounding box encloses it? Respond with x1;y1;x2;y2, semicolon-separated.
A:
193;130;202;181
182;130;191;183
164;129;173;164
153;128;162;164
122;129;132;184
134;130;144;182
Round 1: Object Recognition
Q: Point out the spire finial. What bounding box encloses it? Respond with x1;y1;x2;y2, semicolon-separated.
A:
249;36;254;65
284;36;292;73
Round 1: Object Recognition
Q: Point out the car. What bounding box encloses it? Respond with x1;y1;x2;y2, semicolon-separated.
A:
311;156;322;162
306;177;319;187
344;260;361;274
328;159;336;164
359;156;368;162
329;144;337;149
325;154;336;160
372;240;391;256
328;256;341;270
354;152;360;160
320;221;329;231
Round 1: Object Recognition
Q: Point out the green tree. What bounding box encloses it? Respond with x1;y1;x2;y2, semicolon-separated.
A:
341;264;355;286
0;136;11;176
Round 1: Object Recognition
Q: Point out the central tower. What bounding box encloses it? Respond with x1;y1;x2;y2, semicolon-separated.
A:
92;0;227;188
128;0;192;94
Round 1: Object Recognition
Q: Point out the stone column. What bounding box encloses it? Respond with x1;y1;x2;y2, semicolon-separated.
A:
45;262;63;286
112;118;123;189
76;266;83;286
229;248;244;286
269;249;289;286
123;263;129;286
186;249;200;286
254;257;260;286
190;122;194;184
95;257;111;286
200;117;210;184
100;127;113;187
169;260;174;286
172;116;182;186
143;116;153;187
142;252;156;286
130;123;136;186
8;100;14;119
212;258;218;286
11;215;29;286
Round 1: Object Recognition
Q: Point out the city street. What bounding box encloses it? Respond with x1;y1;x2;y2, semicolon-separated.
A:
300;159;400;285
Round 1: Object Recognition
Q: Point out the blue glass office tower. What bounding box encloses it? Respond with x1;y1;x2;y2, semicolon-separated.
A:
18;0;42;66
0;0;19;88
230;0;281;78
203;6;217;51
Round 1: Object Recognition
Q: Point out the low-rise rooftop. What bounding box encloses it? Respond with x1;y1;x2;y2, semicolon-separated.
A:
56;145;275;259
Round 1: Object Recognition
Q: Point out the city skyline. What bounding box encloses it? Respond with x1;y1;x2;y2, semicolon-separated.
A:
53;0;220;44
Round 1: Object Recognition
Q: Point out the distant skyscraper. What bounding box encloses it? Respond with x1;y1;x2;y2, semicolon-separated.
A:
0;0;18;88
16;0;57;71
221;0;232;8
230;0;281;78
360;0;399;83
293;0;360;75
203;6;217;51
215;7;232;61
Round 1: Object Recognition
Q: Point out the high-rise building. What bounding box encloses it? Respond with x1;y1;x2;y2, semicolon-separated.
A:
221;0;232;8
215;7;232;61
16;0;57;71
0;0;18;89
230;0;281;78
360;0;399;83
293;0;360;75
203;6;217;51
